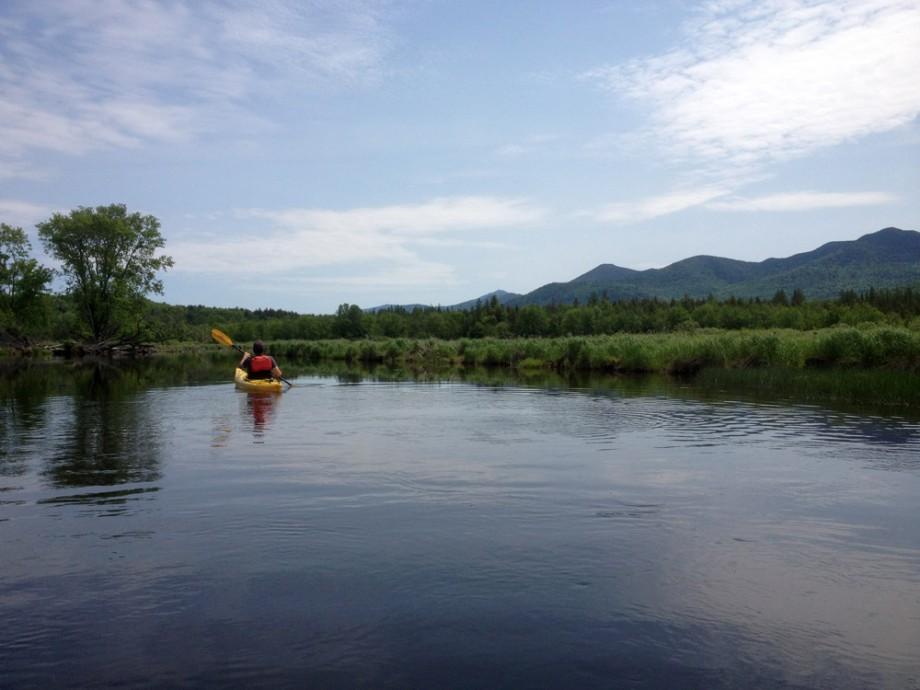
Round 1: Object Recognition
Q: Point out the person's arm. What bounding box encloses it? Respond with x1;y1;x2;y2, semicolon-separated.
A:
271;356;282;380
239;352;251;368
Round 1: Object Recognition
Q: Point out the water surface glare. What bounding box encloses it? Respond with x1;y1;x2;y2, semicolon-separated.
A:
2;364;919;688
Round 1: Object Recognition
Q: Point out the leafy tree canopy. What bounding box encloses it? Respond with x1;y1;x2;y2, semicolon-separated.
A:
0;223;53;338
38;204;173;343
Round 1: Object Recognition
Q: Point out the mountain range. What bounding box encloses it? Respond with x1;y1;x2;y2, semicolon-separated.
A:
367;227;920;311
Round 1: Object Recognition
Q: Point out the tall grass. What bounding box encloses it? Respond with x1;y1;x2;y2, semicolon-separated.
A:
257;326;920;374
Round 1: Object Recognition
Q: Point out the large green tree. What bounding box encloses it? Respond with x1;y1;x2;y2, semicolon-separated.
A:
333;303;367;338
0;223;53;339
38;205;174;343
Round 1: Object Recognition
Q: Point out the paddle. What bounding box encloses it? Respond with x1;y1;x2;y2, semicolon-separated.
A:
211;328;293;388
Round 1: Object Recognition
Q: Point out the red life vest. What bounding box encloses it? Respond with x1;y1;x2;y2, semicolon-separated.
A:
248;354;274;379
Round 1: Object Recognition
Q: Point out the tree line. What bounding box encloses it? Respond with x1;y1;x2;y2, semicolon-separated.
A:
3;203;919;350
196;288;920;344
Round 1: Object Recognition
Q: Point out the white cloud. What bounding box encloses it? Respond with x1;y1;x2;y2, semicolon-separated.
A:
0;0;391;171
587;186;897;223
248;197;544;237
170;196;545;281
413;238;508;250
495;134;561;158
584;0;920;171
496;144;528;157
707;190;898;212
0;199;51;227
0;159;45;181
591;186;729;223
284;262;458;290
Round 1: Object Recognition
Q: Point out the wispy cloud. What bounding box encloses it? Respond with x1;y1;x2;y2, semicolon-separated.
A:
586;186;897;223
170;196;545;284
0;199;51;227
272;262;459;290
413;238;508;250
0;0;392;172
584;0;920;172
236;260;459;296
495;134;561;158
589;186;730;223
0;159;48;182
707;190;898;212
247;197;544;238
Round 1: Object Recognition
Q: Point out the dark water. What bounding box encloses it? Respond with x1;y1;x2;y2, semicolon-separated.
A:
2;358;919;689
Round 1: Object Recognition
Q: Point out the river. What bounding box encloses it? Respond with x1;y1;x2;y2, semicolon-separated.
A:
2;357;919;688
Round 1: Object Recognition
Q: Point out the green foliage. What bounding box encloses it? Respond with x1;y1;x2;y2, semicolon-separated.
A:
0;224;53;339
37;204;173;343
333;304;367;339
6;282;920;356
246;326;920;375
72;286;916;350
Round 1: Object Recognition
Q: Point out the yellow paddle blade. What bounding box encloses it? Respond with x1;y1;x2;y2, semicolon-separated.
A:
211;328;234;347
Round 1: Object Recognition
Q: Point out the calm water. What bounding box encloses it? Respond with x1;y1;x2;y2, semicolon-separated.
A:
2;358;919;689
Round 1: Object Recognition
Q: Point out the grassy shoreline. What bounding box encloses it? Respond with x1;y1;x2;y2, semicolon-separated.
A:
244;326;920;374
7;326;919;374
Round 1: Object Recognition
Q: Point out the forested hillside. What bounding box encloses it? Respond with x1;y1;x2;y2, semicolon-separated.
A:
511;227;920;305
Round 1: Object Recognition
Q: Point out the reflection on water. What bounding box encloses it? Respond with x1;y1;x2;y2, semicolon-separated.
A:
1;357;919;688
244;391;280;438
1;361;162;488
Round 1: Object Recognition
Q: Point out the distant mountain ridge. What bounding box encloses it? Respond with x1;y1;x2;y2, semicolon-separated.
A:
448;289;520;311
364;303;431;314
365;289;520;313
364;228;920;312
510;227;920;306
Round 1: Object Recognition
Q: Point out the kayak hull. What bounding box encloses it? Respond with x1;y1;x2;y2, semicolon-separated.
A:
234;368;283;393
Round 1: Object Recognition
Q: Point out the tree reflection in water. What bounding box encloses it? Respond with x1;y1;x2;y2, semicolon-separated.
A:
46;361;163;487
2;361;62;481
1;359;163;488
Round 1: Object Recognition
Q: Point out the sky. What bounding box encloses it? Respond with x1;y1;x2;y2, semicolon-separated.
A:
1;0;919;313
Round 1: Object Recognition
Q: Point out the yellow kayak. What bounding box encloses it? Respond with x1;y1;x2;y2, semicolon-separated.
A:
234;368;283;393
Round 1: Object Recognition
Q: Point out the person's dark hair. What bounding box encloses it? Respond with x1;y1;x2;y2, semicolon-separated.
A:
253;340;265;355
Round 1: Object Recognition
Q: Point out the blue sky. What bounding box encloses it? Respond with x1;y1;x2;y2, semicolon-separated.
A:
2;0;918;313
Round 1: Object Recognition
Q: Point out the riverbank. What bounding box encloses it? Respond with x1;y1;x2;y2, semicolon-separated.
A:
263;326;920;374
7;325;919;374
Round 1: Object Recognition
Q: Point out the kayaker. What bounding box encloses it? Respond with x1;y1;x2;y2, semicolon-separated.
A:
239;340;283;380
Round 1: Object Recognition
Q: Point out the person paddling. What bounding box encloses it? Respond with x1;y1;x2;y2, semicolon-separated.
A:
239;340;283;381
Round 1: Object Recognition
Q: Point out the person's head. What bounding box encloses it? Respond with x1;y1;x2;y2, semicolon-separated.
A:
253;340;265;355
